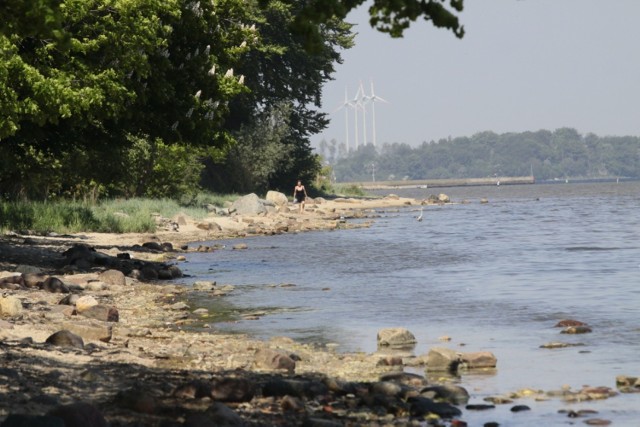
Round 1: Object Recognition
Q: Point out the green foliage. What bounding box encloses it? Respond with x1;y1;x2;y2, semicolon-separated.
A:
279;0;464;51
332;128;640;182
119;134;205;199
1;0;357;202
0;195;227;234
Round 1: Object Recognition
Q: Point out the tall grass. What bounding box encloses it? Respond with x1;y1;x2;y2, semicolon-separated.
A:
0;192;239;234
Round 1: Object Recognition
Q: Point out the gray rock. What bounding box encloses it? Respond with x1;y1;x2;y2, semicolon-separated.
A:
376;327;417;348
425;347;461;372
460;351;497;369
421;384;470;404
78;305;119;322
41;277;70;293
45;330;84;349
99;269;126;287
62;319;113;343
266;190;289;206
15;265;45;274
231;193;267;215
170;302;190;310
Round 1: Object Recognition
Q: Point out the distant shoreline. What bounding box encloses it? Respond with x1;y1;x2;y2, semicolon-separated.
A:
344;175;535;190
344;175;637;190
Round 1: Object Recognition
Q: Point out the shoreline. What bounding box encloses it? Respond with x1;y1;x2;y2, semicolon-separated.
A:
0;193;633;425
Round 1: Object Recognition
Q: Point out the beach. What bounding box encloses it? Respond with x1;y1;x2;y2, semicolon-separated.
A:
0;192;633;426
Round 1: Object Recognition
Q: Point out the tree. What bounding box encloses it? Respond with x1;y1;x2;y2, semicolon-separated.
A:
275;0;464;50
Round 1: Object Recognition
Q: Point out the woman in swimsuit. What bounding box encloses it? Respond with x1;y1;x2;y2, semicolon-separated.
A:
293;180;307;213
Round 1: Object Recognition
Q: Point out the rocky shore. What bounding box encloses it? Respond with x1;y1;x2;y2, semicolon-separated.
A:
1;193;637;426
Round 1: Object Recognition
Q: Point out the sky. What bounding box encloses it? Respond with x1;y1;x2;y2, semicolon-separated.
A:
313;0;640;149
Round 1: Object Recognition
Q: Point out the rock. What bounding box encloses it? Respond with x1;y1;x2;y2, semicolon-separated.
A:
425;347;461;372
408;396;462;418
438;193;450;203
266;190;289;206
193;281;216;291
59;294;80;306
84;281;107;292
231;193;267;215
480;198;489;204
45;330;84;349
616;375;640;392
15;265;45;274
171;302;189;310
167;265;183;278
203;402;245;426
510;405;531;412
47;402;107;427
540;342;585;349
75;295;99;313
0;274;25;290
421;384;470;405
22;273;47;288
232;243;248;250
254;348;296;372
142;242;163;251
40;277;70;293
140;266;158;281
377;327;417;348
210;378;256;402
114;388;157;414
555;319;588;327
79;305;119;322
460;351;497;369
370;381;403;397
0;295;23;317
466;404;496;411
379;372;428;388
62;319;113;342
99;269;126;287
561;325;592;334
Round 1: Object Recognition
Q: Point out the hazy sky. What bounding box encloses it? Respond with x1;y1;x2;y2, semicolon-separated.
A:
314;0;640;149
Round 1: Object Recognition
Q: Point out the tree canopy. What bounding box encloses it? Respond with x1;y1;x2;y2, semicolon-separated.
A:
326;129;640;182
0;0;353;199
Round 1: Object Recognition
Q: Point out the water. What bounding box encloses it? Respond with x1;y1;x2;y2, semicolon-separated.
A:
179;181;640;425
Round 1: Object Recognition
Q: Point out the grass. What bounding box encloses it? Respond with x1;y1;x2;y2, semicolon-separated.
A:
0;192;239;235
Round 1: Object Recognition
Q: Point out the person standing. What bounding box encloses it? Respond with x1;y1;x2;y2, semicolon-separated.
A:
293;180;307;213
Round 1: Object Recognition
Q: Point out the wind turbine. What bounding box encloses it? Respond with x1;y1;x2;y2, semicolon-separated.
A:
332;86;354;151
351;84;363;149
357;81;369;147
368;80;388;147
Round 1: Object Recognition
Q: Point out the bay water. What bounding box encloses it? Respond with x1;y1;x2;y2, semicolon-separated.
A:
179;181;640;425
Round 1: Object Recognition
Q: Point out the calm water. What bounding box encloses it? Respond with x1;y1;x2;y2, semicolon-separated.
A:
180;181;640;425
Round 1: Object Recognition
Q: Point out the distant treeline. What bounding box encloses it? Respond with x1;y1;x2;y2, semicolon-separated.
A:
319;128;640;182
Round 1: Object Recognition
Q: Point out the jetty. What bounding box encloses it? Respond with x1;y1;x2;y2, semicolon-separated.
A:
344;176;535;190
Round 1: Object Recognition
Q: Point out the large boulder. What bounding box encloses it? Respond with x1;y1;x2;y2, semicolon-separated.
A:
231;193;267;215
266;190;289;207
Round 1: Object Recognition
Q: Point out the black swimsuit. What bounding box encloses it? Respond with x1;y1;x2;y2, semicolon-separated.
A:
295;187;305;203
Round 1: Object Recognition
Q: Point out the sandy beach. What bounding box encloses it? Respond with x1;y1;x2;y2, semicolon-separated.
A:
0;195;448;425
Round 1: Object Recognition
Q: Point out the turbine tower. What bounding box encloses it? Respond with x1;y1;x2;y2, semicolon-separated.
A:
332;86;354;151
351;85;363;149
368;80;388;147
357;81;369;147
